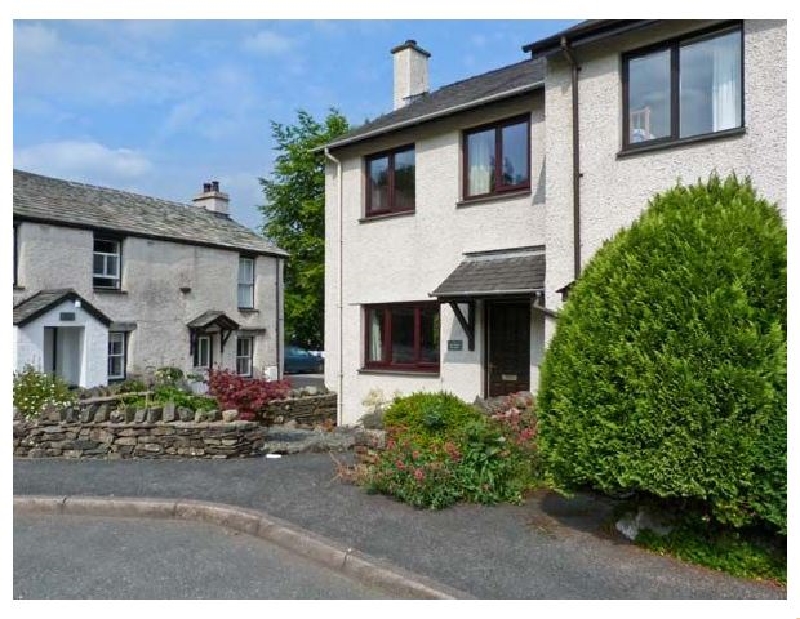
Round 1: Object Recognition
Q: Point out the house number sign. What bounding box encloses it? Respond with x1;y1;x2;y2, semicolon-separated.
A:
447;339;463;351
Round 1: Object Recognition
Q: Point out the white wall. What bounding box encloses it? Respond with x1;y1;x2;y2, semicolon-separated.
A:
544;19;787;323
325;91;547;424
16;222;282;379
16;300;108;387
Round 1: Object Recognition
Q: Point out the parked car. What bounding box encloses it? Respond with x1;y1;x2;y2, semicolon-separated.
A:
284;346;324;374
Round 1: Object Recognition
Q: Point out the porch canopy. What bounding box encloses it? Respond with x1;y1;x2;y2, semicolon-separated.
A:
187;310;240;354
14;288;111;327
429;247;546;351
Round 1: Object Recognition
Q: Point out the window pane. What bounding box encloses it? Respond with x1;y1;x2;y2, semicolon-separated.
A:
108;356;122;378
467;129;495;196
94;276;117;288
93;254;104;275
94;239;117;254
368;156;389;211
238;258;254;284
390;307;415;364
238;284;253;308
501;122;529;186
680;30;741;138
419;306;440;363
628;49;671;143
237;337;251;357
367;308;385;362
393;148;415;210
108;334;123;355
105;255;118;277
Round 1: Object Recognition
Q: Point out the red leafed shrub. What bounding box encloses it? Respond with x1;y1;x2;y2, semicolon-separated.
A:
207;369;291;420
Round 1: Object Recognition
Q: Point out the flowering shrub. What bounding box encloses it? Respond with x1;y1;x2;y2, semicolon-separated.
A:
13;365;77;420
362;392;539;509
123;385;216;412
207;369;291;420
154;366;184;387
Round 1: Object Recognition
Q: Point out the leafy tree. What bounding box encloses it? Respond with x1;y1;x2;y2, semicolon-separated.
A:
538;174;786;533
259;109;348;349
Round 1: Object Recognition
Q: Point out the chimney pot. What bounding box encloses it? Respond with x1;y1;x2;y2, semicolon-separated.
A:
193;180;229;217
211;181;220;192
203;182;212;192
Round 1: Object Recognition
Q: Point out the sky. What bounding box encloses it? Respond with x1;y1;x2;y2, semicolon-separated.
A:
12;19;579;230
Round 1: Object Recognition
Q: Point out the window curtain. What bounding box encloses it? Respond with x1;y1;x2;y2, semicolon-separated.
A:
711;33;741;132
370;311;384;361
468;134;493;195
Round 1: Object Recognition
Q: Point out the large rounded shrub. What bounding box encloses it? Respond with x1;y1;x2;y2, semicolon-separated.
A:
538;175;786;533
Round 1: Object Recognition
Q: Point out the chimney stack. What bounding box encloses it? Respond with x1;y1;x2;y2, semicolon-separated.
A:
390;39;430;110
193;180;229;217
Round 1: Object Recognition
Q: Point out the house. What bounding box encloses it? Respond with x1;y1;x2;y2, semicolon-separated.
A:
13;170;287;388
321;20;786;425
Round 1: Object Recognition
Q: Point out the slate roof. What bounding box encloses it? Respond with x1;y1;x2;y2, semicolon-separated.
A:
13;289;111;327
187;310;240;331
323;57;546;151
13;169;287;257
431;250;546;299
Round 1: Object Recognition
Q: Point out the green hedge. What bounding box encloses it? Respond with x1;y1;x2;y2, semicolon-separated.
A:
538;175;786;533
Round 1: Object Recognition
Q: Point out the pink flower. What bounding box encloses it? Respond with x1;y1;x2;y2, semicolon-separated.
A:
413;468;425;481
395;459;405;470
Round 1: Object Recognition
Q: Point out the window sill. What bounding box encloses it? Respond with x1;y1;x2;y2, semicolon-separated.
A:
358;368;440;378
616;127;746;159
358;210;415;224
94;288;128;295
238;308;259;314
13;285;25;291
456;188;532;208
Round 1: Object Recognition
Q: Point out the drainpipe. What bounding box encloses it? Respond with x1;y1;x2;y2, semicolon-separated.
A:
324;147;344;426
561;36;582;281
275;257;282;379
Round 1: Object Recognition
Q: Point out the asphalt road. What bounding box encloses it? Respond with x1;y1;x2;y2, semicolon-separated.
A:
14;456;786;600
285;373;325;390
14;514;387;599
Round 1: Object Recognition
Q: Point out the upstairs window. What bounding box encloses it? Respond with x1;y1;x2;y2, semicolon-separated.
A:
238;256;255;308
93;236;122;289
623;23;743;149
365;145;415;217
364;302;440;372
463;115;530;200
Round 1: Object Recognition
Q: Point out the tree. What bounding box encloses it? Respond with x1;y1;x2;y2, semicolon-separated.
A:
537;174;786;533
259;109;349;349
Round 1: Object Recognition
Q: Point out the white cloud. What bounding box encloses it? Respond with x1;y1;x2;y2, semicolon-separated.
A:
14;141;152;182
242;29;297;55
13;23;60;56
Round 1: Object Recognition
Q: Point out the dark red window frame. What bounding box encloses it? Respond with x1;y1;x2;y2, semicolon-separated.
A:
363;302;439;372
364;144;415;217
462;113;531;200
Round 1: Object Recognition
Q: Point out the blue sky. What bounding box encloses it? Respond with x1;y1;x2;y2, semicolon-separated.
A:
13;19;578;230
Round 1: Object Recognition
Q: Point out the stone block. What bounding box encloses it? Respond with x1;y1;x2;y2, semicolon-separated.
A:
43;426;65;435
162;402;176;423
64;450;83;459
94;405;109;423
221;438;239;446
79;407;94;424
178;407;194;422
124;407;136;423
203;438;221;446
206;410;220;422
109;409;125;423
118;428;138;437
115;436;137;446
134;409;147;423
146;407;163;423
152;426;175;436
143;444;163;453
222;409;238;422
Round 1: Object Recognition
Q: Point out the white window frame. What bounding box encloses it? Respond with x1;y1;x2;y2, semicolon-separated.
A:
93;237;122;289
236;336;254;377
194;335;211;369
238;256;255;309
108;332;126;380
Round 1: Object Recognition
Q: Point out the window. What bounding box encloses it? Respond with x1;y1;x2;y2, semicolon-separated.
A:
463;115;530;199
623;23;743;149
238;256;255;308
194;335;211;369
365;145;415;216
93;236;122;289
236;336;254;377
364;303;440;371
108;332;126;380
13;225;18;287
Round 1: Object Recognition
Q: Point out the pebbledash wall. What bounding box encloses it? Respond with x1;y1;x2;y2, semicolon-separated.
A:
14;221;283;378
325;91;548;426
543;19;787;339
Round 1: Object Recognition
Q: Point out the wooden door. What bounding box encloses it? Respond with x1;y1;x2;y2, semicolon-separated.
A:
486;301;530;397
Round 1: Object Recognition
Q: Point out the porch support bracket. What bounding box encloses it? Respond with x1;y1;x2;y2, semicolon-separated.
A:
449;301;475;351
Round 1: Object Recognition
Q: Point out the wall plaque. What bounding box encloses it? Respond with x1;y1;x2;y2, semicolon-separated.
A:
447;339;463;351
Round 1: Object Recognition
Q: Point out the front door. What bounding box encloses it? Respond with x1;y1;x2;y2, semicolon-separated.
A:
485;301;530;397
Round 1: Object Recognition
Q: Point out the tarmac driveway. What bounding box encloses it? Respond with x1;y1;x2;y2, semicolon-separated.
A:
13;455;786;600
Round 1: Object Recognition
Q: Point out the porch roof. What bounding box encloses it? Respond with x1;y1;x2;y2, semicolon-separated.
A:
13;289;112;328
430;248;546;300
187;310;240;332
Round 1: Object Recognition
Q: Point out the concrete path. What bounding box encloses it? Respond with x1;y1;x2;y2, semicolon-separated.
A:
14;456;786;599
14;514;388;599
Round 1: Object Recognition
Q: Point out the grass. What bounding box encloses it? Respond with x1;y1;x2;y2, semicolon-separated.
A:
635;524;786;586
